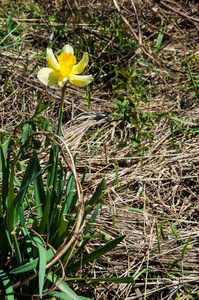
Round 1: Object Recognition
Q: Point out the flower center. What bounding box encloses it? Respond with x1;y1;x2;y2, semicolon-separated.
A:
57;53;76;77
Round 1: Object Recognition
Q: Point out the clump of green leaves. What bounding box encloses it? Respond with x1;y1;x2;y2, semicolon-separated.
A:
0;133;128;299
0;105;129;299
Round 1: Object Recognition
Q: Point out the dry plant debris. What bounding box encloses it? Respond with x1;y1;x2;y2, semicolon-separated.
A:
1;0;199;298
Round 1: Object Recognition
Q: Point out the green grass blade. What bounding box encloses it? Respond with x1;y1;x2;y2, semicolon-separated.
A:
54;216;69;249
0;139;9;172
156;221;161;254
0;145;10;211
10;258;39;274
49;291;74;300
47;271;82;300
65;276;134;284
182;235;192;260
85;205;99;232
47;147;55;188
81;166;87;185
0;269;14;300
21;227;34;261
57;161;65;205
63;171;75;215
10;249;54;274
74;230;96;258
7;158;49;235
6;167;14;233
167;220;180;238
50;291;92;300
134;268;151;280
0;24;19;45
33;153;45;219
152;113;198;126
19;204;25;227
32;236;46;298
113;163;119;185
80;233;110;241
38;188;51;234
79;298;93;300
122;206;152;216
65;235;125;275
187;63;199;101
159;222;166;241
11;231;22;266
0;194;3;218
84;177;105;208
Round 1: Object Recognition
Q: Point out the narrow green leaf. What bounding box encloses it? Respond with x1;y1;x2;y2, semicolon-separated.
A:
122;206;152;216
65;235;125;275
47;147;55;188
6;168;14;232
75;230;96;258
33;153;45;219
49;291;74;300
80;233;110;241
182;235;192;260
38;188;51;234
84;178;105;208
57;160;65;205
21;227;34;261
0;145;9;210
10;258;39;274
47;271;82;300
85;205;99;232
0;194;2;218
0;269;14;300
156;222;161;254
54;216;69;249
187;63;199;101
19;204;25;227
79;297;93;300
65;276;134;284
81;166;87;185
7;160;49;235
10;249;54;274
32;99;51;118
11;231;22;266
50;291;93;300
0;24;19;45
32;236;46;299
159;222;166;241
152;113;198;126
113;163;119;185
167;220;180;238
134;268;150;280
63;171;74;215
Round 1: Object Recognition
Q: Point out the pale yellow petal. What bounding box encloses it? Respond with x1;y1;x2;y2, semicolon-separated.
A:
72;52;89;75
69;74;93;87
61;44;74;54
58;77;69;87
37;68;60;86
46;48;60;71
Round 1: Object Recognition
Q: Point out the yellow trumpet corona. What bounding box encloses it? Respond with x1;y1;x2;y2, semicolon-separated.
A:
37;44;93;87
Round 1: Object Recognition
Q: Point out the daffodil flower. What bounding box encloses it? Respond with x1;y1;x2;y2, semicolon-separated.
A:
37;44;93;87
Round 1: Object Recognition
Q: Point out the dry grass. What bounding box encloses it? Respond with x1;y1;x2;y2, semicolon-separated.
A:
1;0;199;298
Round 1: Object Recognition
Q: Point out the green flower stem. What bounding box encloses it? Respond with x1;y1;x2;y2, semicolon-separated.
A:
57;85;66;137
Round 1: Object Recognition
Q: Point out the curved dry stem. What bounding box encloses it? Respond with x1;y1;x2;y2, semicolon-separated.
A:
46;134;85;269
